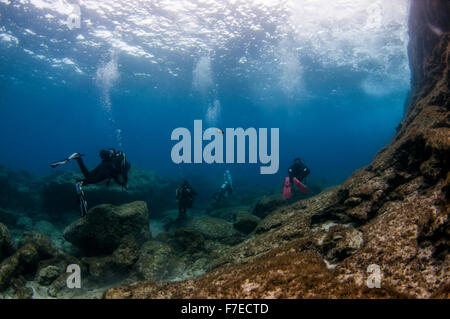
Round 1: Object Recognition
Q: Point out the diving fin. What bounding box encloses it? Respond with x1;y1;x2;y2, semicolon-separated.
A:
282;177;292;199
50;153;83;168
293;177;309;194
75;182;88;217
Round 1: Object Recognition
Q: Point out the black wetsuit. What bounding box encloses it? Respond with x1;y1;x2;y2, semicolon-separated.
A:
176;183;197;219
288;159;310;183
75;155;129;187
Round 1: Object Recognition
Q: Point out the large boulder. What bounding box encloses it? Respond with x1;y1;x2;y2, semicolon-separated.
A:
0;243;40;291
0;231;67;294
44;254;87;298
63;201;150;256
172;228;206;253
36;265;61;286
185;216;239;242
18;231;60;260
233;212;260;235
133;240;177;282
82;236;139;283
0;223;16;262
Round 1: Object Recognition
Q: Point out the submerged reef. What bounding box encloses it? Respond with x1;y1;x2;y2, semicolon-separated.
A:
0;189;265;298
105;1;450;299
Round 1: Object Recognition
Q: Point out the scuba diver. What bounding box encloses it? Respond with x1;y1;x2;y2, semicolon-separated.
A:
283;158;310;199
50;149;131;216
212;170;233;204
175;180;197;221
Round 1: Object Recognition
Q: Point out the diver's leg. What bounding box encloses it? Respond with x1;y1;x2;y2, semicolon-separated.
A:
177;203;186;220
81;164;110;185
218;190;224;202
178;202;182;217
75;157;91;178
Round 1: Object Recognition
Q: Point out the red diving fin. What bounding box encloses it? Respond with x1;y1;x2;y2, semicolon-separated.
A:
283;177;292;199
293;177;309;194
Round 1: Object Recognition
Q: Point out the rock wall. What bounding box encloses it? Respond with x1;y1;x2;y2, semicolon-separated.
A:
408;0;450;94
105;0;450;299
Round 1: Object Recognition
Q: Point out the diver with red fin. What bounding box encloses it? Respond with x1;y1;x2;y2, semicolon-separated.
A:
283;158;310;199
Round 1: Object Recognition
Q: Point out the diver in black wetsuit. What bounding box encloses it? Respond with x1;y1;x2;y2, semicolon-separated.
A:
282;158;310;200
288;158;310;183
50;149;131;216
52;149;130;188
176;180;197;221
73;149;130;188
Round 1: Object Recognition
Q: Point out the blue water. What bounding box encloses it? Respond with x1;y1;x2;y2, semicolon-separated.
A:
0;0;409;189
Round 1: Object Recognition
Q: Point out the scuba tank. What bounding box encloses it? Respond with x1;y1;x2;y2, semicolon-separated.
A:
102;149;130;189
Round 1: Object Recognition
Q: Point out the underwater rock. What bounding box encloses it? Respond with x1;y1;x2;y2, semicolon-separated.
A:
33;220;59;237
32;220;69;252
208;206;252;222
208;189;339;271
185;216;239;243
0;223;16;262
63;201;150;256
16;216;33;230
172;228;206;253
35;252;84;288
154;231;173;243
104;249;404;299
2;277;33;299
82;236;139;283
0;208;19;228
0;231;74;294
233;212;260;235
251;194;287;219
36;265;60;286
44;255;90;299
132;240;177;282
316;225;364;264
0;243;40;291
18;231;59;260
408;0;450;94
47;273;74;298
